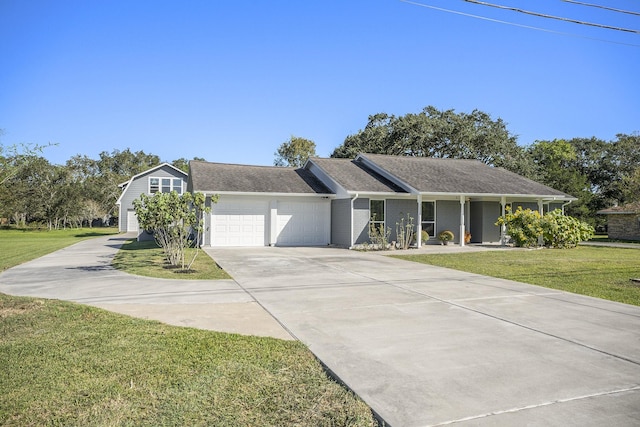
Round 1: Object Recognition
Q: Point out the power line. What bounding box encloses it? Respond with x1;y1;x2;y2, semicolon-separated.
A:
398;0;640;47
463;0;640;34
562;0;640;17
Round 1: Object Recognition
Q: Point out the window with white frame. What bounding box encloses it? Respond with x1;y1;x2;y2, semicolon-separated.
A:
149;177;183;194
370;200;385;230
421;201;435;239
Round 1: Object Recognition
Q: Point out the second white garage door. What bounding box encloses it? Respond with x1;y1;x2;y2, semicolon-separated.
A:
211;198;331;247
211;200;268;247
276;200;330;246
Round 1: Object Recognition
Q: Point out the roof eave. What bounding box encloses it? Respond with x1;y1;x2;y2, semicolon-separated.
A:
418;191;577;200
195;190;335;198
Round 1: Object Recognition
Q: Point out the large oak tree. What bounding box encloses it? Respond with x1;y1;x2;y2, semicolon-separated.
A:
330;106;531;175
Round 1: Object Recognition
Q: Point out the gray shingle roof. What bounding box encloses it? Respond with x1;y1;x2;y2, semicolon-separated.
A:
597;201;640;214
309;158;407;193
189;160;331;194
360;154;573;197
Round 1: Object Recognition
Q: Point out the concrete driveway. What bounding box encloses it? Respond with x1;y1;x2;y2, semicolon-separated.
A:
0;234;292;340
206;246;640;427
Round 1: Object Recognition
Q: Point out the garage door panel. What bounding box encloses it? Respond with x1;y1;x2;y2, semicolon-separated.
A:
212;201;267;247
276;201;330;246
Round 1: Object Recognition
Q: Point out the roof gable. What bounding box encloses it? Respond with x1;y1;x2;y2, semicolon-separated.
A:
189;160;331;194
598;202;640;214
358;154;574;198
116;163;188;205
308;158;407;194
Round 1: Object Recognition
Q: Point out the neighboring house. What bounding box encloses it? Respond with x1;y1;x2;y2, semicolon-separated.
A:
188;154;575;247
597;202;640;241
116;163;188;234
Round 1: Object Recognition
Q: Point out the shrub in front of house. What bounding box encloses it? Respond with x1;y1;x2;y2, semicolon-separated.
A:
541;209;594;248
437;230;455;244
496;207;594;248
496;206;542;248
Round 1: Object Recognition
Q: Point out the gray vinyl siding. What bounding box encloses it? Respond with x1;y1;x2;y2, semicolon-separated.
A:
386;199;418;243
353;198;370;244
470;201;501;243
436;200;460;241
511;202;538;212
119;165;187;232
331;199;352;247
547;202;565;213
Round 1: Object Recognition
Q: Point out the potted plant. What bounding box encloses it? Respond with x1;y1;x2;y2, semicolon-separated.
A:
437;230;454;245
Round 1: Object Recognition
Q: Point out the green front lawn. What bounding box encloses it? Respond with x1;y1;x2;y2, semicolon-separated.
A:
395;246;640;306
0;294;376;426
0;227;118;271
111;239;230;280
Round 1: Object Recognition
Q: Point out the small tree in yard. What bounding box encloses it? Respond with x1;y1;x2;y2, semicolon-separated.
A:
133;191;214;270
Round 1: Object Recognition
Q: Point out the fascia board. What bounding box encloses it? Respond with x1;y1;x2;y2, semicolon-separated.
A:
115;178;133;205
419;191;577;201
345;191;414;198
196;191;335;198
129;163;188;182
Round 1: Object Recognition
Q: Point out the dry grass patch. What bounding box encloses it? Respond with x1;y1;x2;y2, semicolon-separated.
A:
0;293;377;426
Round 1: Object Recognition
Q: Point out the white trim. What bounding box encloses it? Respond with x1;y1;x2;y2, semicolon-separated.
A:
421;200;436;242
350;193;359;248
417;192;575;200
148;176;184;194
459;195;466;247
369;198;386;233
198;191;335;198
417;194;422;248
130;163;187;181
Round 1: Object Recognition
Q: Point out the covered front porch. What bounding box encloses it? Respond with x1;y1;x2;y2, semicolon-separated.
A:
402;194;572;248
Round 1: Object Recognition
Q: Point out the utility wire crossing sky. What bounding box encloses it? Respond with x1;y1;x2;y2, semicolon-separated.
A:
0;0;638;167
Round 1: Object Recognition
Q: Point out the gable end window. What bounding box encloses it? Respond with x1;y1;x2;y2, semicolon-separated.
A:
149;177;183;194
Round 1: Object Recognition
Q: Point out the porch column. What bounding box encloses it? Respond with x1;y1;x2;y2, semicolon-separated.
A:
500;196;507;246
417;194;422;248
459;195;466;247
537;199;544;246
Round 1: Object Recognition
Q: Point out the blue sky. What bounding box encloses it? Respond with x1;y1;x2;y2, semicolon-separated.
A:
1;0;638;166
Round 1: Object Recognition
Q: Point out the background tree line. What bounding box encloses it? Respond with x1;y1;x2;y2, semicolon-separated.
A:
0;142;202;229
277;106;639;230
2;106;638;230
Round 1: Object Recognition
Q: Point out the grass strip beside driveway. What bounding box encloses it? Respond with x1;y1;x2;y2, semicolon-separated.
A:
0;227;118;271
0;294;376;426
395;246;640;306
112;239;230;280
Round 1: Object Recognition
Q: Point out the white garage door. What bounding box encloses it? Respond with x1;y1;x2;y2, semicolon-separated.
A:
277;200;330;246
126;210;139;232
212;200;268;246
